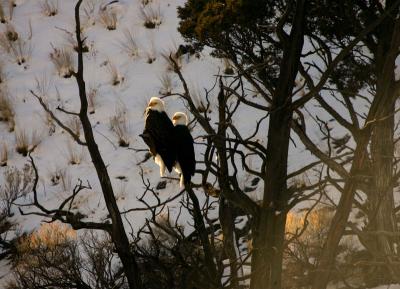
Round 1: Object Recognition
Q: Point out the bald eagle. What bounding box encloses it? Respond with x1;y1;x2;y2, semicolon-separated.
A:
172;112;195;187
140;97;176;177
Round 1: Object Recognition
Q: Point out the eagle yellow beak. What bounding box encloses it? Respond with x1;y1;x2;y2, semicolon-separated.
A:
172;115;180;120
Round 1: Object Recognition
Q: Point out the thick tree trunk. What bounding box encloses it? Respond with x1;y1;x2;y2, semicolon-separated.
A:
311;142;368;289
250;1;306;288
364;3;400;279
250;108;292;289
366;102;399;281
220;197;239;289
312;17;400;289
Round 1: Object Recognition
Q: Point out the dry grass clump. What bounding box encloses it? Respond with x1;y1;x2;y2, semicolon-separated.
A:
40;0;58;17
14;127;42;156
0;88;15;132
0;61;6;84
4;24;18;42
106;61;124;86
141;0;152;6
109;103;130;147
144;40;156;64
49;167;71;191
118;29;139;58
0;31;32;66
49;46;75;78
56;27;90;53
8;226;123;289
18;222;76;253
0;0;15;23
0;25;32;67
0;164;34;216
161;47;182;72
66;116;81;138
99;6;117;30
158;72;174;96
82;0;96;26
284;207;335;288
11;39;31;66
0;2;5;23
140;4;162;29
0;142;8;167
66;141;84;165
222;58;234;75
87;84;98;114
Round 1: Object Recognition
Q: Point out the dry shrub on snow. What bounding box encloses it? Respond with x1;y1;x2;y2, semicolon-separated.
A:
0;61;6;84
66;141;84;165
158;72;174;96
7;225;125;289
82;0;96;26
0;0;15;23
283;207;355;288
161;47;182;72
49;167;71;191
14;127;41;156
0;142;7;167
66;116;81;138
0;2;5;23
58;27;90;53
87;84;97;114
144;37;156;64
222;58;234;75
0;88;15;132
40;0;58;17
118;28;139;58
106;61;124;86
0;37;32;66
140;3;162;29
99;6;117;30
109;103;130;147
49;46;75;78
141;0;152;6
3;24;18;42
0;164;33;217
0;25;32;66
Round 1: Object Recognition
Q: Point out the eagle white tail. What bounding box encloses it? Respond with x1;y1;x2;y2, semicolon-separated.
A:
174;162;184;188
155;154;166;177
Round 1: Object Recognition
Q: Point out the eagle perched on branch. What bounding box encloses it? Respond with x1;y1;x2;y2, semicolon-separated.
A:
140;98;196;187
140;97;176;177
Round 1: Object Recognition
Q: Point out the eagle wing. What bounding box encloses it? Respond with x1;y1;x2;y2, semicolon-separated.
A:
174;125;195;184
141;110;176;172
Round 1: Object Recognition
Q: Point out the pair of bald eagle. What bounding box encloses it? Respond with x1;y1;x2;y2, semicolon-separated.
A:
140;97;195;187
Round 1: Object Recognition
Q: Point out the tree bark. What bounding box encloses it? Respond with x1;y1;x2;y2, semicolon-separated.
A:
364;8;400;278
367;101;399;280
73;1;142;288
312;16;400;289
186;185;221;288
250;1;306;288
219;197;240;289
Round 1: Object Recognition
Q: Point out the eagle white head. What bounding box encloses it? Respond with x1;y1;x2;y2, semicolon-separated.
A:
172;112;188;126
147;97;165;113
